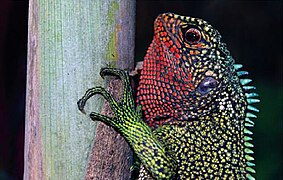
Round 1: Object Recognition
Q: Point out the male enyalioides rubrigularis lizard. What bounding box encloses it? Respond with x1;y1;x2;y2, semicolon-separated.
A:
78;13;259;180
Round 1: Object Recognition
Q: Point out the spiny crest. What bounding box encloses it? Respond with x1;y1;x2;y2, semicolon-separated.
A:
234;63;260;180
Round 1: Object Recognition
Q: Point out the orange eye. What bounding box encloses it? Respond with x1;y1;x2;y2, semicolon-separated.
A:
184;28;201;44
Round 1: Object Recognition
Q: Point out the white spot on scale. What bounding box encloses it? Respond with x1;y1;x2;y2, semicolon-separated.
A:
204;26;209;31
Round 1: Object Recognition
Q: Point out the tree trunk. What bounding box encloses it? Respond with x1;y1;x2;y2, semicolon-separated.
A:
24;0;136;179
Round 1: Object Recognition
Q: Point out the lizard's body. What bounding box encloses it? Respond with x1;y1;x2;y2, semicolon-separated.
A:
78;13;258;179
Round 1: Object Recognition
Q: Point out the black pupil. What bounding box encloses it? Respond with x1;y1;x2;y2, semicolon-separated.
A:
185;29;200;44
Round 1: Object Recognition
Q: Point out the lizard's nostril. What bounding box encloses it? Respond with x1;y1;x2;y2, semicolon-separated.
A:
197;77;218;95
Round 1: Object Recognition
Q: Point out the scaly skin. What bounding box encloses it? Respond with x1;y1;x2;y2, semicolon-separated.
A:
78;13;259;179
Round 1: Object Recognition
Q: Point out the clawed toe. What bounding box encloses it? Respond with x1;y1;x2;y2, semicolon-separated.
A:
100;68;129;82
77;99;87;114
77;68;136;129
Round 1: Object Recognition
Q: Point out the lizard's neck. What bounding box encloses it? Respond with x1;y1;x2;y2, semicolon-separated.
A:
155;81;248;178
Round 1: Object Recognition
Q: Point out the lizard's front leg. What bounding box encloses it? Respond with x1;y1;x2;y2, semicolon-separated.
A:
77;68;177;180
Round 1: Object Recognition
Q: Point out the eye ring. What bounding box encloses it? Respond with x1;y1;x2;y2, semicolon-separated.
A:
184;28;201;44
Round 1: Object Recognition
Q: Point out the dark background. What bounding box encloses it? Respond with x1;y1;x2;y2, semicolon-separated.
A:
0;0;282;179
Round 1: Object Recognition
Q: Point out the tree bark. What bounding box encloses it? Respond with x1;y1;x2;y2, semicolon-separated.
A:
24;0;135;179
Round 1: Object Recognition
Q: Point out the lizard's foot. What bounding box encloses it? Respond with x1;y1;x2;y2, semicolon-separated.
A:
77;68;142;130
77;68;176;180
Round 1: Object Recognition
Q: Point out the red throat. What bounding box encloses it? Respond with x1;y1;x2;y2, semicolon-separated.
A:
137;25;194;128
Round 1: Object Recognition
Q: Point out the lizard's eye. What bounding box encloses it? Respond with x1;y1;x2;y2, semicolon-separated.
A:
184;28;201;44
197;77;218;95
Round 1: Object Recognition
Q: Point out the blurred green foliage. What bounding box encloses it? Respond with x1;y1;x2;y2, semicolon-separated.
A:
254;81;282;179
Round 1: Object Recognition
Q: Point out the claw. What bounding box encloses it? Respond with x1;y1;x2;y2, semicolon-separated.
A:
77;86;119;114
77;68;135;129
99;68;134;109
77;98;87;114
79;107;87;114
90;112;116;125
100;68;129;82
89;112;121;130
100;68;131;90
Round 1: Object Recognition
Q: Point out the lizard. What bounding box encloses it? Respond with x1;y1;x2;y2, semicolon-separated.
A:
77;13;259;179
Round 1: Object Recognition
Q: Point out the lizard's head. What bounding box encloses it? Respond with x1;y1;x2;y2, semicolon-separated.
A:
137;13;235;127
